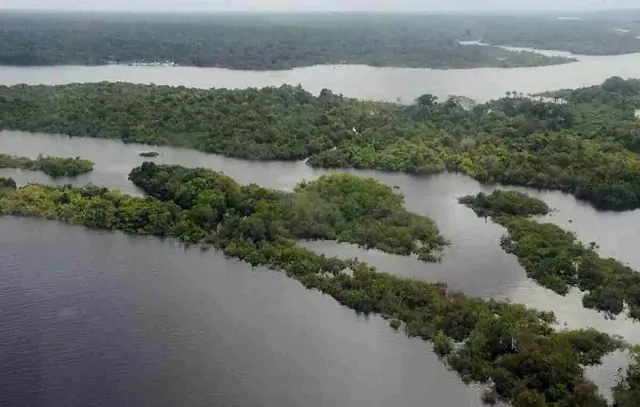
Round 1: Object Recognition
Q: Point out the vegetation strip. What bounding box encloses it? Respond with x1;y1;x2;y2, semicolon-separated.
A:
2;77;640;210
0;165;637;406
0;13;575;69
0;153;94;178
460;190;640;320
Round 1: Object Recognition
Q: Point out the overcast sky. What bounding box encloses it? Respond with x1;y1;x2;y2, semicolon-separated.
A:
2;0;639;12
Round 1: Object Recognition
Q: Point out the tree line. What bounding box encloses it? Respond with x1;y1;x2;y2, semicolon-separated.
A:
0;165;635;407
2;78;640;210
460;190;640;321
0;12;575;69
0;153;94;178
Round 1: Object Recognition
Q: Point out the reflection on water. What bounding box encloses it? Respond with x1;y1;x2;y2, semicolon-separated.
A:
1;128;639;402
3;50;640;405
0;217;487;407
3;131;640;334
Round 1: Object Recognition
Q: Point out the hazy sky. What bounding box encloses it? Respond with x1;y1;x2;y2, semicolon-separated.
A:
1;0;639;12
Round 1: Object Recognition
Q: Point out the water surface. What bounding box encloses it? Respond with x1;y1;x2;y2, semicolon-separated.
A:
0;216;488;407
2;50;640;102
3;49;640;400
3;130;640;343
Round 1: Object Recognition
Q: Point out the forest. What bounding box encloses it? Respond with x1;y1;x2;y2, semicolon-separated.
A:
458;190;550;219
0;177;16;189
460;190;640;320
2;77;640;210
128;163;448;261
0;163;635;407
0;12;576;69
2;11;640;70
0;153;94;178
457;11;640;56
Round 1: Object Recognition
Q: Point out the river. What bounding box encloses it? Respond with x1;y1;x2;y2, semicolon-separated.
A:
1;55;640;405
1;50;640;103
1;130;638;404
1;216;490;407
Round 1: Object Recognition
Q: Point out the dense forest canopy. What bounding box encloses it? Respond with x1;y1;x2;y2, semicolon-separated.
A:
458;190;550;219
541;77;640;107
458;12;640;55
0;12;580;69
0;163;633;407
3;77;640;210
127;163;448;260
0;153;94;178
460;190;640;320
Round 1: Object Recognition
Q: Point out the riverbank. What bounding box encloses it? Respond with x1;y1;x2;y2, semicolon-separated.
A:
2;79;640;210
0;153;94;178
0;12;576;70
460;190;640;321
1;50;639;104
0;165;632;406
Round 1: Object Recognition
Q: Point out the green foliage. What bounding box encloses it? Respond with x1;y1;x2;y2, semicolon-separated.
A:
138;151;159;157
613;351;640;407
0;153;94;178
459;190;550;219
461;190;640;320
0;177;16;189
463;13;640;56
0;164;623;407
0;83;390;160
3;78;640;210
128;163;448;260
0;13;575;69
433;331;454;357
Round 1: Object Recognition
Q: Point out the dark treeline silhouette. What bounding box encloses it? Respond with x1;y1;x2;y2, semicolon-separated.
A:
0;12;576;69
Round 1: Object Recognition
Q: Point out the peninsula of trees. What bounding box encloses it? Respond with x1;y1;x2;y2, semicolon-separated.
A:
460;190;640;320
2;77;640;210
0;12;576;69
0;153;94;178
0;163;635;407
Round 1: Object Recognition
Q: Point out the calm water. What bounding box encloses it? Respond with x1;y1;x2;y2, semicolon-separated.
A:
1;51;640;103
1;130;639;403
0;217;486;407
2;55;640;405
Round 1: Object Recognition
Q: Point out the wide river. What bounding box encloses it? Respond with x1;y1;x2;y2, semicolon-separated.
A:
1;56;640;406
1;49;640;102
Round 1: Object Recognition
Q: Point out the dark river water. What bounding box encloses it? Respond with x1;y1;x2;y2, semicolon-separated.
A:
2;55;640;405
1;130;638;405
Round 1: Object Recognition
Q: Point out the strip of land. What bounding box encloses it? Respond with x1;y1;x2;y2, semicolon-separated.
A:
0;153;94;178
2;77;640;210
0;166;634;406
460;190;640;321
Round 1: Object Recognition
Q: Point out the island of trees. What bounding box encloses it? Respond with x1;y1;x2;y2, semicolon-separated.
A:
3;77;640;210
0;12;577;69
2;162;638;406
0;153;94;178
138;151;160;157
460;190;640;320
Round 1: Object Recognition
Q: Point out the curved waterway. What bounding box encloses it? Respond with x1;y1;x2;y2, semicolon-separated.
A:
1;50;640;103
1;130;639;402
